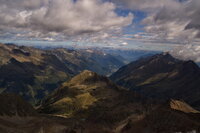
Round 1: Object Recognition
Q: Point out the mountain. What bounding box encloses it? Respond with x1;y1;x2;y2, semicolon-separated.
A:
0;43;71;105
101;48;159;63
120;100;200;133
39;70;134;118
1;43;200;132
51;48;125;76
0;43;124;105
110;53;200;109
39;70;200;133
0;70;199;133
39;70;154;132
0;93;77;133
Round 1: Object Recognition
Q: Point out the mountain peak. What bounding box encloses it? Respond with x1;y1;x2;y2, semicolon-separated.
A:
69;70;107;85
81;70;96;76
39;70;122;117
111;53;200;109
183;60;200;69
151;52;178;62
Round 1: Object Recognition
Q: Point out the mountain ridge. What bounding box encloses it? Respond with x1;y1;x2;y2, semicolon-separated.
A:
0;69;199;132
0;43;125;105
38;70;200;133
39;70;126;118
110;53;200;109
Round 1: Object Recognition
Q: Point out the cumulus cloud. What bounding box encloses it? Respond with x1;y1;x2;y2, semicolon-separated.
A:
115;0;200;44
141;0;200;43
0;0;133;41
170;44;200;62
113;0;200;61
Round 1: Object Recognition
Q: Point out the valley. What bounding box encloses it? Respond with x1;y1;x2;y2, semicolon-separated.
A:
0;43;125;105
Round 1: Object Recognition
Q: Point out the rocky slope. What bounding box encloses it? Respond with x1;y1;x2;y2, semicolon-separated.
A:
110;53;200;109
170;99;199;113
39;70;200;133
120;102;200;133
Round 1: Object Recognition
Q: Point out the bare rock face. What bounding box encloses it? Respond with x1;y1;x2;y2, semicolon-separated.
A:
170;99;199;113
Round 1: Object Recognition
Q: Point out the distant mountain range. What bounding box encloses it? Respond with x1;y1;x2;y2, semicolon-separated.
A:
0;43;125;105
101;48;160;63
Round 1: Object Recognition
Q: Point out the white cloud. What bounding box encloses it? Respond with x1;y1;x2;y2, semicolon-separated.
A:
121;42;128;46
115;0;200;44
140;0;200;43
170;44;200;62
0;0;133;41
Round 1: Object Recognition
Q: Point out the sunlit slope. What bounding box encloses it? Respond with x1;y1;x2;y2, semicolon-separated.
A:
39;70;128;118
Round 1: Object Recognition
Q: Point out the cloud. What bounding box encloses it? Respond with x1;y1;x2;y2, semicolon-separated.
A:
0;0;133;41
170;44;200;62
114;0;200;61
141;0;200;43
115;0;200;44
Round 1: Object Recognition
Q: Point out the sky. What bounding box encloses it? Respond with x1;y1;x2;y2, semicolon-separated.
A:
0;0;200;61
